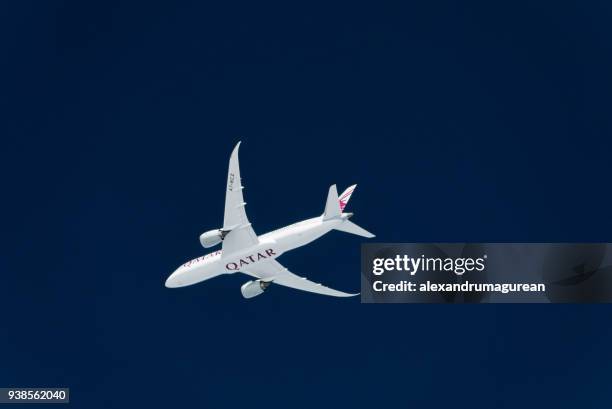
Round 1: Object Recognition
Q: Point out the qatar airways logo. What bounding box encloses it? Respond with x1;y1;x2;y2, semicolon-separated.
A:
225;248;277;270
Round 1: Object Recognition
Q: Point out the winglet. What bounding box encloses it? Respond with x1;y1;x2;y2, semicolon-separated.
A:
232;141;242;156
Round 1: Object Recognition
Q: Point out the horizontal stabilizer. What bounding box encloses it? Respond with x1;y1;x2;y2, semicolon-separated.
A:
323;184;341;220
334;220;375;238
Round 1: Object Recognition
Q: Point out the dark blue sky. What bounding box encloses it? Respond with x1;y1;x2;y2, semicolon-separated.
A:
2;1;612;407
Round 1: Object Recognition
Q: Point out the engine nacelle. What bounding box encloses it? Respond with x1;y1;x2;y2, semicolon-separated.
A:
199;229;223;248
240;280;271;299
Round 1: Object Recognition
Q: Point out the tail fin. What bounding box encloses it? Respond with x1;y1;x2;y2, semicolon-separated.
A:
323;184;375;238
324;184;359;220
338;184;357;211
323;185;341;220
334;220;375;238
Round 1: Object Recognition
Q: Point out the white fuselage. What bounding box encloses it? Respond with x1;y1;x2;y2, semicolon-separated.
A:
165;215;348;288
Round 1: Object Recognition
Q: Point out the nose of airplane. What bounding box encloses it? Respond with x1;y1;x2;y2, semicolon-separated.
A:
165;270;183;288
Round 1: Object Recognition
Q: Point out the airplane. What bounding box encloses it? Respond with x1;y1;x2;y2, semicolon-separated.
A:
165;142;375;298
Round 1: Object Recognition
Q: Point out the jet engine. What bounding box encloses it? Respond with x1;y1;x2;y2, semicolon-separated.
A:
199;229;224;248
240;280;271;299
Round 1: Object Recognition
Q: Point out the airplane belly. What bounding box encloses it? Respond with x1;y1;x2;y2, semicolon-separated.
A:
276;225;333;253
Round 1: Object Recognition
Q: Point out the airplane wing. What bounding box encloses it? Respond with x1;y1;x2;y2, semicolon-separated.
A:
222;142;259;255
243;259;358;297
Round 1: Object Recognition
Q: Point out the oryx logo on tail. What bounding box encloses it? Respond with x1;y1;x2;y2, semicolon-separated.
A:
339;184;357;211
